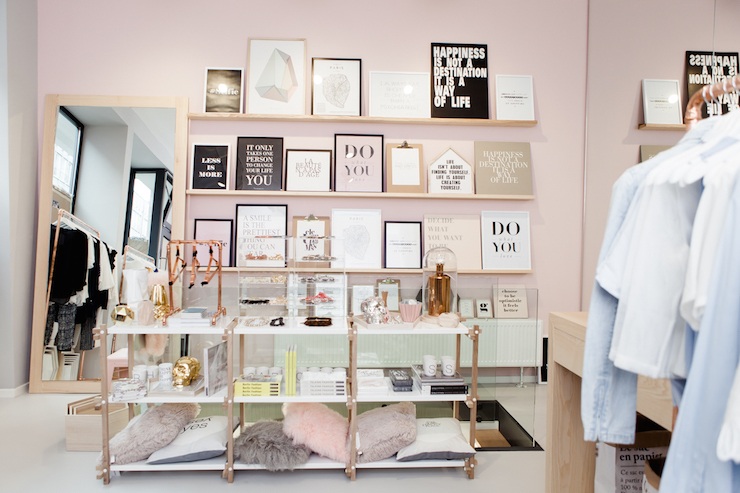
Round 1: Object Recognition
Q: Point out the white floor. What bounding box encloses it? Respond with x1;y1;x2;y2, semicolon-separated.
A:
0;383;547;492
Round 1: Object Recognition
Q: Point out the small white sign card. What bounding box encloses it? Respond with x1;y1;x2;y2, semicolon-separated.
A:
331;209;382;269
423;214;481;270
480;211;531;271
369;71;431;118
428;148;473;194
642;79;682;125
495;75;535;121
494;285;529;319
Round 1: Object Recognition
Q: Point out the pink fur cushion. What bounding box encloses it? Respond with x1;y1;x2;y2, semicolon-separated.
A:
281;402;349;463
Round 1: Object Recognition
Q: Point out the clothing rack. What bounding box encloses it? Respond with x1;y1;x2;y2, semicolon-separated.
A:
684;74;740;128
46;209;103;381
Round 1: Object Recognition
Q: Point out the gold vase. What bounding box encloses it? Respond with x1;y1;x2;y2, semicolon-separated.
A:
150;284;170;320
427;263;451;316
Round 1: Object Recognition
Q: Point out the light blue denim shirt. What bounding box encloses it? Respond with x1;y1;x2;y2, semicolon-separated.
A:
659;177;740;492
581;117;719;444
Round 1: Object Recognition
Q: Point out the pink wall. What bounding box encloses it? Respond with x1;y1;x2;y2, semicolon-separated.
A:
37;0;590;325
582;0;740;306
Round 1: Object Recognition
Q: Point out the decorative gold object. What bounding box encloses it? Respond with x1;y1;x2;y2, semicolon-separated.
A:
150;284;169;320
427;262;451;316
172;356;201;387
110;304;134;323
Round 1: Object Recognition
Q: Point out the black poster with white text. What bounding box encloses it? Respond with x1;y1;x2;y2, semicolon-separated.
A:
236;137;284;191
431;43;489;119
192;145;228;189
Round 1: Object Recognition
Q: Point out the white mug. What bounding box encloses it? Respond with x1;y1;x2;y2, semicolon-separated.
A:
441;355;456;377
242;366;256;377
256;366;270;376
158;362;173;387
132;364;148;382
422;354;437;377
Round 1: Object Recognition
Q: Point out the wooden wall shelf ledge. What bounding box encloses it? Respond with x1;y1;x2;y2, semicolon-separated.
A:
187;189;534;201
189;112;538;127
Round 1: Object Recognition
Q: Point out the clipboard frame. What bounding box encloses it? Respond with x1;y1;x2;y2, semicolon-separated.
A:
386;141;425;193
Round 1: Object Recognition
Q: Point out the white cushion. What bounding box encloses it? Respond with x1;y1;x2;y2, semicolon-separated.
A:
395;417;476;461
146;415;228;464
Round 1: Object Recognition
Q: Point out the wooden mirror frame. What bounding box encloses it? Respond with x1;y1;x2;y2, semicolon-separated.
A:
28;94;188;393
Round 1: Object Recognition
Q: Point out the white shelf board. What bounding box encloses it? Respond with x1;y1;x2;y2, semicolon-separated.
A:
234;394;347;404
110;455;227;472
355;457;466;469
234;455;346;471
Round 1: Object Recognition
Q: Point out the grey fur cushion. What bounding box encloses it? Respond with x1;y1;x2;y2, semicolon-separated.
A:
107;403;200;465
234;420;311;471
355;402;417;463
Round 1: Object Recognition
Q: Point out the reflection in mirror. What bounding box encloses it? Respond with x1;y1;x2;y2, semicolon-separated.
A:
29;95;187;393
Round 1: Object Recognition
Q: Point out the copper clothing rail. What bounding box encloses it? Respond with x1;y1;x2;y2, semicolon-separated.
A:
684;75;740;128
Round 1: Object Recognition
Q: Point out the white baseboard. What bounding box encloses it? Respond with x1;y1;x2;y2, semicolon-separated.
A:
0;382;28;398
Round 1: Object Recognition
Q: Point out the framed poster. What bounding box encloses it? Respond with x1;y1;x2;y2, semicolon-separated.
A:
351;284;376;316
427;148;473;194
495;75;535;121
292;215;330;264
376;278;400;311
191;144;229;190
246;38;306;115
331;208;382;269
458;298;475;319
369;71;431;118
384;221;422;269
642;79;682;125
386;142;424;193
312;58;362;116
193;219;233;267
204;67;244;113
334;134;384;192
431;43;489;119
235;204;288;268
480;211;532;271
493;285;529;318
285;149;332;191
423;214;481;270
685;51;739;118
474;141;533;196
235;137;284;191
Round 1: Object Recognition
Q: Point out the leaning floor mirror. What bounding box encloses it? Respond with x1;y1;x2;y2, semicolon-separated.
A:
29;95;188;393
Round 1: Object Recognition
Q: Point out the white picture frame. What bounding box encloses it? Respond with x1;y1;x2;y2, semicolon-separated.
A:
369;71;431;118
285;149;333;192
427;148;473;194
495;75;535;121
246;38;306;115
475;299;493;318
459;298;475;319
480;211;532;271
235;204;287;268
331;208;382;269
642;79;682;125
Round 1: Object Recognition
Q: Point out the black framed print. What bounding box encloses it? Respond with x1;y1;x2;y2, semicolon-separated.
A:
285;149;332;192
235;204;288;268
312;58;362;116
235;136;284;191
193;219;233;267
191;144;229;190
333;134;384;192
384;221;422;269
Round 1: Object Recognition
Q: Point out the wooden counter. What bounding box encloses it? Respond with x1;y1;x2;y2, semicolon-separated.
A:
545;311;673;493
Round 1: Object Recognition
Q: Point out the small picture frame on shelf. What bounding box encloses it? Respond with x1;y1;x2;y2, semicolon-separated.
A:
386;142;424;193
642;79;682;125
459;298;475;319
376;278;401;311
285;149;333;192
312;58;362;116
191;144;229;190
351;284;375;316
235;204;288;268
331;208;382;269
193;219;233;267
495;74;535;121
427;148;473;194
204;67;244;113
384;221;422;269
334;134;384;192
369;71;431;118
292;214;331;266
475;299;493;318
246;38;306;115
235;137;284;191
